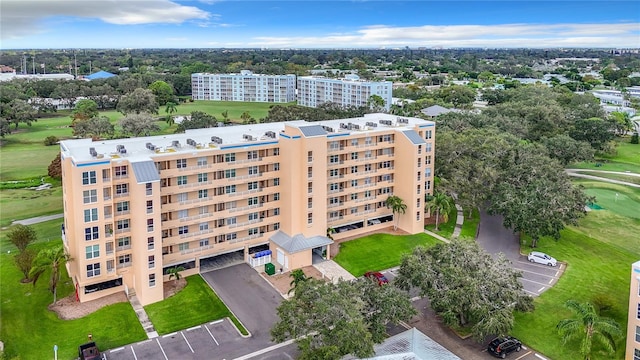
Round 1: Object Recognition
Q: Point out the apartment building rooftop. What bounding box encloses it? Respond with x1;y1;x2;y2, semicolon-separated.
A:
299;74;390;83
60;113;433;164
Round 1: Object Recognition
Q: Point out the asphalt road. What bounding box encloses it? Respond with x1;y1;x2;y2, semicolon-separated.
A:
475;208;563;297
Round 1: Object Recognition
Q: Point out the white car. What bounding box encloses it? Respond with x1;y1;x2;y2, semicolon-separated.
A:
527;251;557;266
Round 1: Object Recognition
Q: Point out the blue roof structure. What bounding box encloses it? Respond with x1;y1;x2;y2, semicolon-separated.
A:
85;70;116;80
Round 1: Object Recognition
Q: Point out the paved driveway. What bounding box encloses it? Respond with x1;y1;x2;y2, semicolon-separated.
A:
200;264;283;350
476;209;563;297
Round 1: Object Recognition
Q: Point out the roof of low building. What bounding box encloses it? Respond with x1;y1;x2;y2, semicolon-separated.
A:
343;327;461;360
85;70;116;80
420;105;460;117
270;231;333;254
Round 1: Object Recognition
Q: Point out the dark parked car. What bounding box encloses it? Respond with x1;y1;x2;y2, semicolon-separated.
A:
364;271;389;285
487;337;522;358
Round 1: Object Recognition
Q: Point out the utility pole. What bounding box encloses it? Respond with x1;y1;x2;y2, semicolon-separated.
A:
32;56;35;74
74;52;78;78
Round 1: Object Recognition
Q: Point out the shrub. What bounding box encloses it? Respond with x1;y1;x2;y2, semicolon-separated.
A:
631;132;639;144
44;136;59;146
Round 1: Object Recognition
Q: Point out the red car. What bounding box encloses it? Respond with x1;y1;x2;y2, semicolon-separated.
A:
364;271;389;285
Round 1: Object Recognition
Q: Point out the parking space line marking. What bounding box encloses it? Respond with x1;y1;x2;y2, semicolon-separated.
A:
181;331;195;353
538;286;545;292
234;338;297;360
548;278;554;284
513;265;558;278
555;270;560;277
210;319;223;325
524;289;538;296
515;351;532;360
205;324;220;346
186;325;201;331
522;346;528;350
110;347;125;352
156;338;168;360
131;346;138;360
163;332;177;338
520;278;554;287
535;354;549;360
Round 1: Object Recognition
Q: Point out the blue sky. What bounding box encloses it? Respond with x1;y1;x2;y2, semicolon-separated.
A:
1;0;639;49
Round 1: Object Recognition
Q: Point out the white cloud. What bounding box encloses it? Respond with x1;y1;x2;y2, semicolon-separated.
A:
1;0;210;40
249;23;640;48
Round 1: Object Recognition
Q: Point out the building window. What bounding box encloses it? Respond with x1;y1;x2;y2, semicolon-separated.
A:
416;211;421;221
177;192;187;202
148;255;155;269
274;178;280;186
635;349;640;360
85;245;100;259
225;153;236;162
149;274;156;287
274;193;280;201
85;227;99;241
637;303;640;320
200;239;210;247
307;213;313;224
115;184;128;195
249;212;259;221
82;171;97;185
426;155;432;165
225;169;236;178
425;130;432;140
636;326;640;342
329;155;339;164
87;263;101;277
248;182;259;191
198;173;208;183
248;151;258;160
197;157;207;166
117;236;131;248
176;159;187;168
274;208;280;216
84;208;98;222
426;180;431;190
225;185;236;194
178;226;189;235
199;223;209;231
179;242;189;251
351;152;358;160
248;228;258;236
114;166;128;177
351;193;358;200
351;179;358;187
351;207;357;214
248;197;259;206
118;254;131;267
177;175;187;185
226;217;237;226
273;148;280;156
107;260;114;273
146;183;153;195
308;151;313;162
226;233;237;241
147;219;154;232
274;163;280;171
147;237;155;250
351;166;358;174
351;139;358;146
146;200;153;214
248;166;259;175
116;219;130;231
273;222;280;230
116;201;129;213
198;189;208;198
83;190;97;204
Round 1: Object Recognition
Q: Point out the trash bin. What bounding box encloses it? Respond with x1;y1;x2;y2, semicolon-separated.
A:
265;262;276;276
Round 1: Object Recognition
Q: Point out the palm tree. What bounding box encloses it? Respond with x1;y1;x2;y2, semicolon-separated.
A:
556;300;622;360
385;195;407;231
29;246;73;304
166;266;185;284
165;101;178;126
288;269;307;294
221;110;229;123
425;190;452;231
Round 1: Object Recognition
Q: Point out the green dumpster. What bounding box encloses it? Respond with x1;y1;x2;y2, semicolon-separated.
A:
265;263;276;276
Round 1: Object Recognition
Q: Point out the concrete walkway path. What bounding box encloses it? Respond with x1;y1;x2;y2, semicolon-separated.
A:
128;292;158;339
565;171;640;188
11;213;63;226
313;260;356;283
423;229;450;243
451;204;464;238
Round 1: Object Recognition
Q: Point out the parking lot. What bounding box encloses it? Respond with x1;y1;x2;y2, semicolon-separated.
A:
106;318;245;360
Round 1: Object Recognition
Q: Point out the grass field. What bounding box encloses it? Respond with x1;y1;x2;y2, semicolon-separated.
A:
144;275;247;335
513;229;633;360
575;171;640;185
0;218;64;252
570;141;640;174
0;241;147;360
425;205;480;241
333;233;441;276
424;204;457;238
166;100;291;121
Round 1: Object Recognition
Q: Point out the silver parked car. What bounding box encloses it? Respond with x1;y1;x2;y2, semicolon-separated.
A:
527;251;557;266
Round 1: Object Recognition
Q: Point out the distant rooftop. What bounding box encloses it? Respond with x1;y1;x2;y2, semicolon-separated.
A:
60;113;433;164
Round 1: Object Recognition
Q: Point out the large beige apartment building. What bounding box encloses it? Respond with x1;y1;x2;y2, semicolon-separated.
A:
191;70;296;103
60;113;435;305
297;75;393;111
627;261;640;359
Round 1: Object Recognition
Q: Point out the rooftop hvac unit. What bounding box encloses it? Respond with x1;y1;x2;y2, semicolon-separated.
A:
340;123;348;129
89;147;97;157
366;122;377;127
171;140;180;148
211;136;223;144
119;146;127;154
186;138;196;146
264;131;276;138
116;144;124;152
243;134;255;141
379;119;393;126
397;117;409;124
353;124;361;130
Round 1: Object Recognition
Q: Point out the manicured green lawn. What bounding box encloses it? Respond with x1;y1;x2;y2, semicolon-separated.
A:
571;210;640;255
0;218;65;252
570;141;640;174
513;229;633;360
459;207;480;240
0;241;146;360
583;187;640;219
333;233;441;276
425;204;457;238
165;100;293;121
144;275;247;335
0;186;63;227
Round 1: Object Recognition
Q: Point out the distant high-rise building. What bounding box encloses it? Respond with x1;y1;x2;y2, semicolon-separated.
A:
191;70;296;103
297;75;393;111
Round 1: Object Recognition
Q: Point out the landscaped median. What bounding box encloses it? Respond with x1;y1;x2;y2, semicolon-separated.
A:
144;275;248;336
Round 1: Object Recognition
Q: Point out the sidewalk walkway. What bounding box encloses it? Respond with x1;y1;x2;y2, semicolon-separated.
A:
128;292;158;339
11;213;63;226
424;203;465;243
313;260;356;284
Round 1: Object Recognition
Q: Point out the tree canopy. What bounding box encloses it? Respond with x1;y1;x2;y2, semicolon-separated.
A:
271;277;416;359
116;88;159;115
148;80;175;106
118;113;160;137
395;239;533;340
